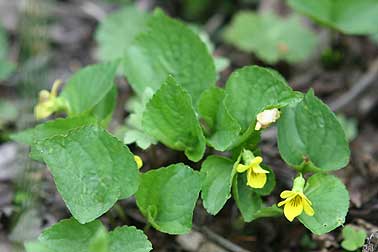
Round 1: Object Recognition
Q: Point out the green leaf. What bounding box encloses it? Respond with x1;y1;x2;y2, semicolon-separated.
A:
337;114;358;142
189;25;230;73
298;173;349;235
11;116;97;145
95;6;148;62
341;225;367;251
277;90;350;171
89;227;109;252
0;24;15;80
198;87;241;151
124;88;157;149
11;116;98;162
109;226;153;252
123;129;157;150
136;163;202;234
25;218;152;252
0;99;18;128
142;76;206;161
124;9;216;102
200;155;234;215
0;24;9;59
61;62;118;115
92;86;117;125
224;66;297;132
35;126;139;223
0;60;15;80
26;219;103;252
223;11;318;64
288;0;378;35
25;243;50;252
232;173;263;222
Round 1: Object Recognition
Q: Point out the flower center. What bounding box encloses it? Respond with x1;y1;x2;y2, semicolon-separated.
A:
290;195;302;207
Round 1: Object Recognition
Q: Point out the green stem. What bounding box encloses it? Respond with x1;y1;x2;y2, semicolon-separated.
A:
114;203;127;223
228;124;256;150
143;221;151;233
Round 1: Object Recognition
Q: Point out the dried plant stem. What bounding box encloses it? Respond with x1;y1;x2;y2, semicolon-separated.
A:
330;58;378;111
193;225;251;252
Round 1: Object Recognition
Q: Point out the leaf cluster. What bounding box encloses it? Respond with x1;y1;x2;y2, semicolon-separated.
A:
12;6;353;249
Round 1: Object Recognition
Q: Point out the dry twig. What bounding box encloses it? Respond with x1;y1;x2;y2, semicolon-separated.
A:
330;58;378;111
193;225;251;252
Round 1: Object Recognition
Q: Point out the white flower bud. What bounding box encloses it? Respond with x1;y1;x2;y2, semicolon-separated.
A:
255;108;280;130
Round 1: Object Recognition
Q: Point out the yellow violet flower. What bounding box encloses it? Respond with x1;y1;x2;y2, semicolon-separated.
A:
255;108;280;131
134;155;143;169
278;174;314;222
34;80;68;120
236;150;269;188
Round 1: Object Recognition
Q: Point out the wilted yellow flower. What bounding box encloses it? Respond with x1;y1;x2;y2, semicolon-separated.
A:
236;150;269;188
255;108;280;130
34;80;68;120
277;174;314;222
134;155;143;169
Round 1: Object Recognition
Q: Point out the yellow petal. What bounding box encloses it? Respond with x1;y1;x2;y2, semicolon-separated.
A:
283;196;303;222
38;90;51;102
277;193;297;206
34;103;53;120
277;198;290;207
247;169;267;188
280;190;296;199
302;197;315;216
236;164;249;173
250;156;263;166
299;192;313;206
252;164;269;174
134;155;143;169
